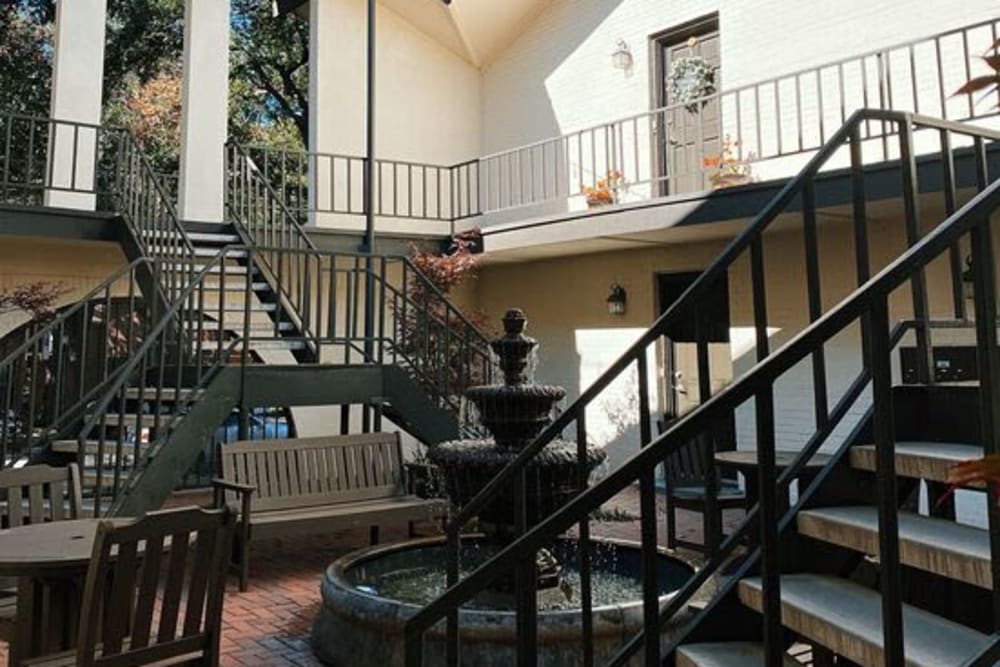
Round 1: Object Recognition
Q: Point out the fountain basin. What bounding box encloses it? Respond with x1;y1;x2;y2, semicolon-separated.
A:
311;536;694;667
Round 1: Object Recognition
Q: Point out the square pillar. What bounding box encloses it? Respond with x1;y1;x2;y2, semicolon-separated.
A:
178;0;231;223
45;0;108;211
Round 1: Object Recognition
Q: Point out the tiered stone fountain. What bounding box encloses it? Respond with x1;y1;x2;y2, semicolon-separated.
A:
312;310;692;666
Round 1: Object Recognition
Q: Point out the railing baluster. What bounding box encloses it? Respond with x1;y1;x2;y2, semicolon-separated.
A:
969;209;1000;628
868;295;904;667
802;182;828;426
576;414;594;667
899;120;933;384
695;307;719;552
940;129;965;319
636;352;659;667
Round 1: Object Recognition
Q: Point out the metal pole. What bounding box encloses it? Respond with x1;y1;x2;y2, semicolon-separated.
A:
362;0;377;432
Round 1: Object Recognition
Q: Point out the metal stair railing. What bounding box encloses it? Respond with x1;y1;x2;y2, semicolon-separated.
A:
402;110;1000;667
78;247;253;516
0;111;197;306
231;244;494;435
226;140;494;433
0;258;165;468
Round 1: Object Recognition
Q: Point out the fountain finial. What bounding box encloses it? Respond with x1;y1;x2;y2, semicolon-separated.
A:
502;308;526;335
492;308;536;387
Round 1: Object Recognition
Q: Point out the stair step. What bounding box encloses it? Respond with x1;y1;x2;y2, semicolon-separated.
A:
200;281;271;292
188;232;242;244
51;439;137;455
676;643;800;667
166;263;255;275
850;441;983;485
797;506;991;588
737;574;991;667
247;340;308;351
121;387;201;402
82;413;167;428
151;246;244;258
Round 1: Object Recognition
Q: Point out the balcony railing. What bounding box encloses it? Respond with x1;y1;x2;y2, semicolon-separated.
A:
236;18;999;229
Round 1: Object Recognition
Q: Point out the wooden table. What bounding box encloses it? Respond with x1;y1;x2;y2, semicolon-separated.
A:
0;518;132;665
714;450;833;511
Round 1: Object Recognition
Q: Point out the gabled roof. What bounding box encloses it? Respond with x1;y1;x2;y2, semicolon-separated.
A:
277;0;553;67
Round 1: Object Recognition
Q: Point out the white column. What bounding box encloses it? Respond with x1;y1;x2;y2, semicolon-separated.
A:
45;0;108;211
178;0;231;223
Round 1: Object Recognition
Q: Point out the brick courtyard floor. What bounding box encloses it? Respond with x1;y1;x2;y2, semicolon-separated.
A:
0;486;746;666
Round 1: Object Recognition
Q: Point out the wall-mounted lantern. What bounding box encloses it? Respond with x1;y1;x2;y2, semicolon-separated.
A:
612;40;633;73
607;283;628;315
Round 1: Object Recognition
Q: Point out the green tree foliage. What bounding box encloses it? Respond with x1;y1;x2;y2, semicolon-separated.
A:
0;2;53;117
0;0;308;173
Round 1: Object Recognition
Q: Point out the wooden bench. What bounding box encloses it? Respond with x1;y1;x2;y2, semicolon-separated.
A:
213;433;448;591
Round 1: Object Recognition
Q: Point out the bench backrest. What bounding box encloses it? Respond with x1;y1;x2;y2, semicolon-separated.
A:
219;433;406;512
0;463;83;527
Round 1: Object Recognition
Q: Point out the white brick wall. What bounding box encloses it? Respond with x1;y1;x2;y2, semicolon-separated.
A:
481;0;1000;153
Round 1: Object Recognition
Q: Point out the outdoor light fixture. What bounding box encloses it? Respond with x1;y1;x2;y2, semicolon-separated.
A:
963;255;975;300
607;283;628;315
612;40;633;72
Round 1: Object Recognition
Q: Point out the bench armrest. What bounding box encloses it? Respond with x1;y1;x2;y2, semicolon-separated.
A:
212;478;255;515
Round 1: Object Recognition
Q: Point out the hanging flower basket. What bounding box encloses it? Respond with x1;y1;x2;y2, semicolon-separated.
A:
667;56;716;110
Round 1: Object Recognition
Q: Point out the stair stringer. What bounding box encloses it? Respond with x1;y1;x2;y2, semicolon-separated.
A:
240;364;460;446
113;367;241;517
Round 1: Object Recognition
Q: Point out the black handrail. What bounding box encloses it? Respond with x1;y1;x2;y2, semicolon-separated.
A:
403;110;1000;665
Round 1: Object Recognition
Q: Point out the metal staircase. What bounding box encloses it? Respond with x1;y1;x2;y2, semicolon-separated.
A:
401;110;1000;666
0;111;493;515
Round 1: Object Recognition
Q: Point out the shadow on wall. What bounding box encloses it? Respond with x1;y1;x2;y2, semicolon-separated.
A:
479;0;627;219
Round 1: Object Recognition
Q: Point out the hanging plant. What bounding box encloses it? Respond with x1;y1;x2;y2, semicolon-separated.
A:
667;55;716;109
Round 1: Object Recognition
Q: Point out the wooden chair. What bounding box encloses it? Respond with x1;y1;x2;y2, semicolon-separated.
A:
0;464;84;642
24;506;237;667
658;418;747;553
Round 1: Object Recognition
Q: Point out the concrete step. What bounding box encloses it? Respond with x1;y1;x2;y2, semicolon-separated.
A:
150;245;245;259
188;232;242;245
51;439;137;455
121;387;202;402
676;642;799;667
738;574;992;667
165;262;255;275
849;441;983;486
81;413;167;428
797;506;991;588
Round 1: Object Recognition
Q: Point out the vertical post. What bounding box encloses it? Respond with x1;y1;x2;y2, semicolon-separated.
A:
868;296;904;667
46;0;108;210
361;0;378;432
969;207;1000;627
899;120;933;384
178;0;232;222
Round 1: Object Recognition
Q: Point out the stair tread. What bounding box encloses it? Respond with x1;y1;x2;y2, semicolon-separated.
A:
849;441;983;485
676;642;800;667
798;506;991;588
51;440;136;454
738;574;991;667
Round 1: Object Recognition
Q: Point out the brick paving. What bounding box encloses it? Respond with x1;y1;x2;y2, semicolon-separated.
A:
0;486;747;666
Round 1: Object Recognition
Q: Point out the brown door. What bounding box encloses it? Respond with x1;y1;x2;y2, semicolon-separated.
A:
655;17;721;195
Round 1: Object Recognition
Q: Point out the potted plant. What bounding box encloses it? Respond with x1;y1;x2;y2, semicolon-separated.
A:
703;136;755;190
582;170;626;208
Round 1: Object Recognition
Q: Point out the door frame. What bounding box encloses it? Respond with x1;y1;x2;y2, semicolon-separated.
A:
648;13;721;197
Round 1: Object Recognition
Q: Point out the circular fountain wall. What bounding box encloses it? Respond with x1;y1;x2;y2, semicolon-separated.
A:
312;536;694;667
311;309;674;665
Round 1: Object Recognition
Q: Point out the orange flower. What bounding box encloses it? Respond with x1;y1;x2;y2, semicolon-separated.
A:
703;155;722;168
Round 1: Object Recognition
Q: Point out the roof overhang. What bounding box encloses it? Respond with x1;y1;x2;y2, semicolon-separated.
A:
276;0;553;67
